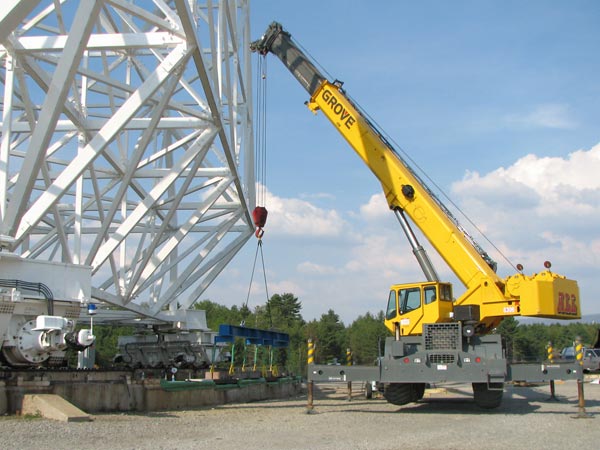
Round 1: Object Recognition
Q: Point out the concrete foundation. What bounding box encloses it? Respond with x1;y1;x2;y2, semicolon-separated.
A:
0;370;303;415
22;394;91;421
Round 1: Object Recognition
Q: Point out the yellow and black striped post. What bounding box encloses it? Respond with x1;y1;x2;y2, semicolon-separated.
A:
572;336;592;419
573;336;583;370
306;339;315;413
547;341;557;400
346;348;352;401
574;337;583;367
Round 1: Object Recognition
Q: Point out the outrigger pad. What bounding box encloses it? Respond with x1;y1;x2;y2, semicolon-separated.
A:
215;324;290;347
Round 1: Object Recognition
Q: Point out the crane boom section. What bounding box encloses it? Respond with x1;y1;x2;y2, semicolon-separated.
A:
307;82;502;289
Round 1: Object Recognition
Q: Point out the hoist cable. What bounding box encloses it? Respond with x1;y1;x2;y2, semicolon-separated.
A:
254;57;261;204
258;240;273;328
294;37;334;83
254;56;262;204
242;240;272;327
254;55;268;207
246;56;271;326
243;240;261;317
261;58;268;206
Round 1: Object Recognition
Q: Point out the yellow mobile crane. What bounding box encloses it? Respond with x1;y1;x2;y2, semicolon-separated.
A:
251;22;582;408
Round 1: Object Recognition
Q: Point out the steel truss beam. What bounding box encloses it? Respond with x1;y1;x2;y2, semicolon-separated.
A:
0;0;255;323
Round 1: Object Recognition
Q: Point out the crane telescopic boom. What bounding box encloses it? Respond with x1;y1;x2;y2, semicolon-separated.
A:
251;22;580;337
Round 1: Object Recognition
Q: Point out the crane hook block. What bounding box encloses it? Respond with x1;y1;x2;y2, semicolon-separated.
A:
253;206;268;238
253;206;268;228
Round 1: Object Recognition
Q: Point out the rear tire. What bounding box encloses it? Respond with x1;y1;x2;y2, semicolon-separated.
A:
472;382;504;409
413;382;426;401
365;382;373;399
384;383;426;406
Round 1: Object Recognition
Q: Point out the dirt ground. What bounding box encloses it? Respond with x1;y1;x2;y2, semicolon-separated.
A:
1;379;599;450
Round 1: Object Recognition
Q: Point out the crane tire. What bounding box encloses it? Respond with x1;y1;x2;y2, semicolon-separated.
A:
472;382;504;409
365;382;373;399
383;383;425;406
414;382;426;400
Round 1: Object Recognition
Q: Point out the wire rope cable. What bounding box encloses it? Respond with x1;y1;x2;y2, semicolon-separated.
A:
242;241;261;324
241;240;272;327
259;240;272;328
293;37;335;83
242;57;272;326
254;55;268;207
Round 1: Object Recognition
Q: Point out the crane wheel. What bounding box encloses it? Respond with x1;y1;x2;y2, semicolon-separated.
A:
414;382;426;400
472;382;504;409
383;383;426;406
365;382;373;399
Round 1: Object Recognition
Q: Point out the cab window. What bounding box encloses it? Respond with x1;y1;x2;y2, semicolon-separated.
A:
424;286;437;304
385;290;397;320
399;287;421;314
439;284;453;301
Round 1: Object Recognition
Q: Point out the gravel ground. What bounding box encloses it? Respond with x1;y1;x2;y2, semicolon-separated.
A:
1;379;599;450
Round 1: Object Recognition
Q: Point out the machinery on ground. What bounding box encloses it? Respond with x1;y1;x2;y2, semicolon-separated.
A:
113;332;219;370
111;312;225;370
0;248;94;367
251;22;582;408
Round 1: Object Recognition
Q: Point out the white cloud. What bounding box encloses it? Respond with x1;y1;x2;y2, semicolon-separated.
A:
297;261;340;275
451;143;600;275
345;234;414;278
299;192;336;201
453;143;600;210
359;193;390;219
267;279;304;296
504;103;577;129
262;187;347;237
505;147;599;192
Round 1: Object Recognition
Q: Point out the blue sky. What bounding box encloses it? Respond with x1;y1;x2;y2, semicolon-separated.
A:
206;1;600;324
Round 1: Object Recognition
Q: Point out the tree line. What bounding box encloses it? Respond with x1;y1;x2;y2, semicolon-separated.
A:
90;293;599;373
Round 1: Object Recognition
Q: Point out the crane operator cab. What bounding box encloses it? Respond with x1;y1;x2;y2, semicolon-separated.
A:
384;281;454;336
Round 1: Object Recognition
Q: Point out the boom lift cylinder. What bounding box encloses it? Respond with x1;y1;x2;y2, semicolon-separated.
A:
394;209;439;283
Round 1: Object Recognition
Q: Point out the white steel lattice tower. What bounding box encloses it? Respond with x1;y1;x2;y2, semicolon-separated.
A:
0;0;255;321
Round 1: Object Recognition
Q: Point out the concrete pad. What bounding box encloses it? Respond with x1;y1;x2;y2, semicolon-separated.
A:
22;394;91;422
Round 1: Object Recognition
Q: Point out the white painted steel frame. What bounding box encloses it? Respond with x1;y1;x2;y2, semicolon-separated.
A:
0;0;255;322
